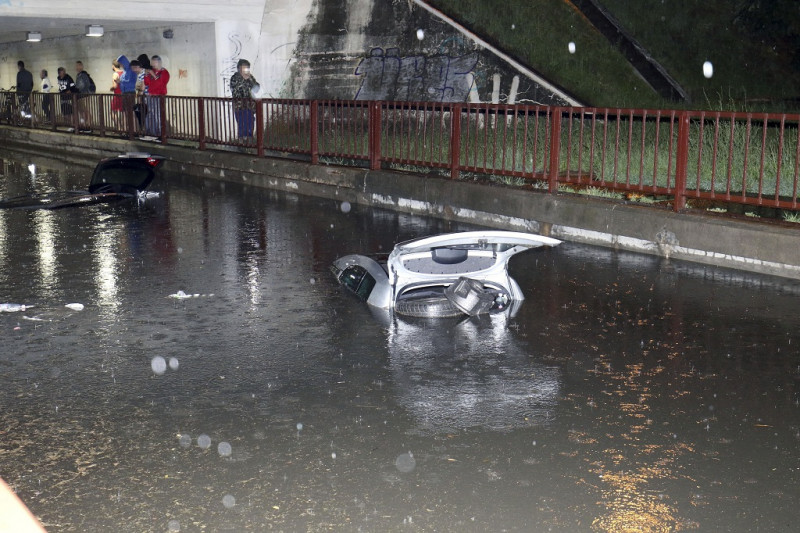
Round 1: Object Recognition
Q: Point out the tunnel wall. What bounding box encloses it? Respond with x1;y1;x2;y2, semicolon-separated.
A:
271;0;576;105
0;24;218;97
1;0;576;105
3;126;800;281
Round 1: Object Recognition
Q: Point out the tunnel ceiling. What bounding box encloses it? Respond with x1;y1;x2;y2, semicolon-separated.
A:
0;17;193;44
0;0;268;44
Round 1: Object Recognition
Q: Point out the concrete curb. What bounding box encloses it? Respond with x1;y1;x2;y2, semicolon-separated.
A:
3;126;800;279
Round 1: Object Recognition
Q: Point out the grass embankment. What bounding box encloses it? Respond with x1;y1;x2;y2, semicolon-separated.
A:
427;0;800;112
426;0;663;108
599;0;800;110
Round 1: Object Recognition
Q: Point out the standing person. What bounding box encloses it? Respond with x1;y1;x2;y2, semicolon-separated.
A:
74;60;96;132
56;67;77;127
110;60;124;129
143;55;169;139
115;55;136;132
129;59;147;133
40;69;53;123
16;60;34;118
229;58;260;140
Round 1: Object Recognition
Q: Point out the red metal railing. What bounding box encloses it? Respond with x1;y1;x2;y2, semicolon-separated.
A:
3;91;800;214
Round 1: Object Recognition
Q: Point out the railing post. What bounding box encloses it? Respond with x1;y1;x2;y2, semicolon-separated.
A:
98;95;106;136
197;97;206;150
450;103;462;180
310;100;319;165
50;94;57;132
159;96;167;144
674;111;690;211
368;101;381;171
71;93;79;132
548;107;562;193
256;99;264;157
125;94;135;139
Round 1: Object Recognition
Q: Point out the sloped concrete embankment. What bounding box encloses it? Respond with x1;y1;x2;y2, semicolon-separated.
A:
3;126;800;280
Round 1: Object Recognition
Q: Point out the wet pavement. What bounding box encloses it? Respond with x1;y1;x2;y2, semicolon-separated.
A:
1;151;799;532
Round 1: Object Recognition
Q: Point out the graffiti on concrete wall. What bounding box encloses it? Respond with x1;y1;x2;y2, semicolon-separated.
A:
220;32;245;97
354;47;478;102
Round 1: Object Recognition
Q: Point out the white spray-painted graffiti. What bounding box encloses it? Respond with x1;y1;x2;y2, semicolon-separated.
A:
220;32;245;97
354;47;478;102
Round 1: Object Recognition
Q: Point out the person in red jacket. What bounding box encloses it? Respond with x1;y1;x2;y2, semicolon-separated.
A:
143;55;170;139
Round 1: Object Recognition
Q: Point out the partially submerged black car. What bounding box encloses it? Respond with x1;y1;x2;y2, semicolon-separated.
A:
0;153;165;209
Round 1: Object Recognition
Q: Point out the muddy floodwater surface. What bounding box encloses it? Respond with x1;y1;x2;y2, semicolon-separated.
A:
1;152;799;532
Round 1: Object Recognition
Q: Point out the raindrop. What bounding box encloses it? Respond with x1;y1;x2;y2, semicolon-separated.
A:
151;356;167;375
331;452;337;460
395;452;416;473
197;434;212;449
218;441;232;457
340;201;351;213
169;357;180;371
511;24;515;30
296;422;304;431
177;247;183;254
222;494;236;508
179;434;192;448
167;519;181;532
416;29;424;40
309;278;316;285
568;42;576;54
703;61;713;79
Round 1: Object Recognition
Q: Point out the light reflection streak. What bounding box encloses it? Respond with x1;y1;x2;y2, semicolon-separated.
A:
93;222;120;315
588;361;691;532
0;209;6;276
246;254;260;306
33;209;58;293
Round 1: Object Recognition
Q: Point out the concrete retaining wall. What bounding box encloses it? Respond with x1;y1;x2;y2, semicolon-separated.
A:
3;125;800;280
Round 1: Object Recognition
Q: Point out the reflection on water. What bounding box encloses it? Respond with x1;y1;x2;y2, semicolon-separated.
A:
2;151;800;531
387;312;560;435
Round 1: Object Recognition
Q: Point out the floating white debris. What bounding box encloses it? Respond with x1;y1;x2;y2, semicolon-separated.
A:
0;303;29;313
168;291;214;299
65;303;84;311
169;290;191;299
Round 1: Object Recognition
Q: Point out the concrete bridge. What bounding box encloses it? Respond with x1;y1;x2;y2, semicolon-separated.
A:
0;0;580;105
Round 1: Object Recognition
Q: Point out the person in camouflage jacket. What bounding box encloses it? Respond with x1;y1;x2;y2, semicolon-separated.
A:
229;59;260;138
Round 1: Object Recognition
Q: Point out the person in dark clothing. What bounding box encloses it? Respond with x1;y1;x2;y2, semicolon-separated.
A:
229;58;260;139
56;67;77;126
74;61;95;131
16;61;34;117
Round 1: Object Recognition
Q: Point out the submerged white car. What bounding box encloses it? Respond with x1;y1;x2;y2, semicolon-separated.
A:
331;230;561;317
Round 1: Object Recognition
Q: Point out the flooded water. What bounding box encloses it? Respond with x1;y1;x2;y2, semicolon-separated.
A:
1;151;800;532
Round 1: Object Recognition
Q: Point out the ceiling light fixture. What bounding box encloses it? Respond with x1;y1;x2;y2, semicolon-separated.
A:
85;25;104;37
27;32;42;42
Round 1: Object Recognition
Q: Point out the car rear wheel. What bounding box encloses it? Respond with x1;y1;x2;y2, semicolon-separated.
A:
394;293;465;318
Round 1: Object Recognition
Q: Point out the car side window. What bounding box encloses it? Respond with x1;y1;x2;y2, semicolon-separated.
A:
342;265;376;301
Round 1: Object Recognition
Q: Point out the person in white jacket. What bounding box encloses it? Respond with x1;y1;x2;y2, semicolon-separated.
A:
39;69;52;122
